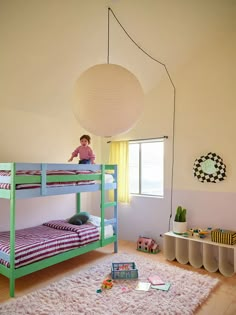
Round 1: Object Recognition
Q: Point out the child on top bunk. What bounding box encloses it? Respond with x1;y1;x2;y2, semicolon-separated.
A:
68;134;95;164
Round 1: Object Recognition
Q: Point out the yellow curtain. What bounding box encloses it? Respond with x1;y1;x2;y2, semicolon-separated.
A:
109;141;130;204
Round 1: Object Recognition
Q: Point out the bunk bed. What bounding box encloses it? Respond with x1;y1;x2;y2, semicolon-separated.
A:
0;163;118;297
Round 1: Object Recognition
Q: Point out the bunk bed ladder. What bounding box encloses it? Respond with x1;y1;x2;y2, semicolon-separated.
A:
101;165;118;253
75;165;118;253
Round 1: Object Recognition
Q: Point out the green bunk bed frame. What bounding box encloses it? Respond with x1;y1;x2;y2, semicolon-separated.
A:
0;163;118;297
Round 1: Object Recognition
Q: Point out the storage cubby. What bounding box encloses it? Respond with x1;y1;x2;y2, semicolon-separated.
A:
203;243;218;273
163;233;176;261
219;246;235;277
189;240;203;268
164;231;236;277
176;237;189;264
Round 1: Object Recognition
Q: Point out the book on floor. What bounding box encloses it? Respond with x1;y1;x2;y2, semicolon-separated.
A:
147;275;165;285
135;282;151;291
151;282;171;291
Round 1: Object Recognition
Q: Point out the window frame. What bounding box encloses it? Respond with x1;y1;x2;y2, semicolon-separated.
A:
129;138;164;197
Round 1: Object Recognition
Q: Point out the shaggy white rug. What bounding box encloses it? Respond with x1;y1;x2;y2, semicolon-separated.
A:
0;253;219;315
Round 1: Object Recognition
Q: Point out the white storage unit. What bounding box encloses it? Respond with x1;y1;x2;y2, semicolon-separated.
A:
164;231;236;277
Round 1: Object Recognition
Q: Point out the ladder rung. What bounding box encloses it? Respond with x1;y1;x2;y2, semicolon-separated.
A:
103;201;117;208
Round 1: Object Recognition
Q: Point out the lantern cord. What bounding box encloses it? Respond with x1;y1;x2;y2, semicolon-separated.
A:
108;7;175;89
107;7;110;64
108;7;176;231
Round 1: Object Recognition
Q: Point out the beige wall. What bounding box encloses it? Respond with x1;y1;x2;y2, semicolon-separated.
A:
0;1;235;239
99;0;235;243
0;108;101;164
174;31;235;193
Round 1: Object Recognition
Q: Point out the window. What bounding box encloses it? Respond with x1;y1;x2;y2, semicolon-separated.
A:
129;139;164;197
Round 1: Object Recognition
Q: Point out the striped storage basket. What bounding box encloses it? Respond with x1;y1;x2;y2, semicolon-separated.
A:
211;229;236;245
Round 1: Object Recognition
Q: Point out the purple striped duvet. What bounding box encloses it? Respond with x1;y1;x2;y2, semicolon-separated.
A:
0;221;99;268
0;169;96;190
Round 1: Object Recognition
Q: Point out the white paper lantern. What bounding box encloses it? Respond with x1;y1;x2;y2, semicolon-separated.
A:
73;64;144;137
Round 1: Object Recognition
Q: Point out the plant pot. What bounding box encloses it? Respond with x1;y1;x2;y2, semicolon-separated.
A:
173;221;187;234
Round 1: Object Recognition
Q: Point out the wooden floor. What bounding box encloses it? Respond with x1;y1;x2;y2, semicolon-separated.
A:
0;240;235;314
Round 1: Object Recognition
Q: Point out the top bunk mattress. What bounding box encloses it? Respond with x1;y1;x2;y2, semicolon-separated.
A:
0;170;97;189
0;163;116;198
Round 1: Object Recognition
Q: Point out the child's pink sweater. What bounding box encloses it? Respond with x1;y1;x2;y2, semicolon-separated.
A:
71;146;95;162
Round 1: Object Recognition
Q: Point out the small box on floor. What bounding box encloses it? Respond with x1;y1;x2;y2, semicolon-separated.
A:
111;262;138;279
211;229;236;245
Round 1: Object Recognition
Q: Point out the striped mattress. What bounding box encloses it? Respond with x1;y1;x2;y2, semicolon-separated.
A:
0;170;95;190
0;220;99;268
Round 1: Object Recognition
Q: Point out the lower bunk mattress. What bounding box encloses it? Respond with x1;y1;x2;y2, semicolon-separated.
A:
0;220;114;269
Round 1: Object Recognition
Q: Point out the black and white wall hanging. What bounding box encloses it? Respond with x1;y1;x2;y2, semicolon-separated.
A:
193;152;226;183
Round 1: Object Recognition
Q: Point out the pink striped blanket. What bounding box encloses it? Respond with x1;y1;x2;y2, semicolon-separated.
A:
0;170;96;190
0;221;99;268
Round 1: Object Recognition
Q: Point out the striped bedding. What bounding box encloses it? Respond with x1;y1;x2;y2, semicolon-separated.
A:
0;170;96;190
0;181;95;190
0;221;99;268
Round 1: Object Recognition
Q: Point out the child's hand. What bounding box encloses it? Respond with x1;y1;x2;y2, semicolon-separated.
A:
68;157;73;162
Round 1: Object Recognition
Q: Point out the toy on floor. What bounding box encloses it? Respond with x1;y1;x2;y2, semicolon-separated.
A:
102;278;113;289
137;236;159;254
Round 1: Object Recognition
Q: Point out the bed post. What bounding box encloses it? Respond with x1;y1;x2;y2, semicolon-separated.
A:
9;163;16;297
113;164;118;253
76;193;81;213
100;165;105;245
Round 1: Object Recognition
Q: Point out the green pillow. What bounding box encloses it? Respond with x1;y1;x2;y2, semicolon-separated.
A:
79;211;90;218
68;213;89;225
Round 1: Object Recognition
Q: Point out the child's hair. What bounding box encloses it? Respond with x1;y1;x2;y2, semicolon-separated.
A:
80;134;91;144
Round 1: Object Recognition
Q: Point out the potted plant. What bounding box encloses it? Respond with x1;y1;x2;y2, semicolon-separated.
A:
173;206;187;234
